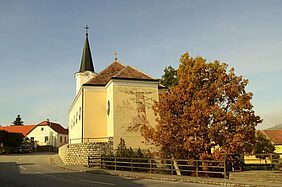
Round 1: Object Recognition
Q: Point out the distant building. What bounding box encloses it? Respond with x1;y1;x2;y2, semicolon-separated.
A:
0;120;68;148
0;125;36;136
261;130;282;153
68;31;164;149
27;121;68;148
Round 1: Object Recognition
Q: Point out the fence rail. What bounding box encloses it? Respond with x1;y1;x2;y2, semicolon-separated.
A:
89;156;227;178
87;153;282;178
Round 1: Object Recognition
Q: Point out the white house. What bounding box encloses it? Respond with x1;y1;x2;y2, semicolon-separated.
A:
27;121;68;148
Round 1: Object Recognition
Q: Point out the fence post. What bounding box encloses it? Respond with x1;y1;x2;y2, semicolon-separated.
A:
100;155;102;168
171;159;173;175
115;157;117;171
196;160;199;177
149;159;152;173
224;154;227;179
131;158;133;172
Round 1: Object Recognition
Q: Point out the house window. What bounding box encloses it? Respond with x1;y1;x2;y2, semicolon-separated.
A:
64;137;67;143
60;136;62;143
44;136;48;143
41;127;44;131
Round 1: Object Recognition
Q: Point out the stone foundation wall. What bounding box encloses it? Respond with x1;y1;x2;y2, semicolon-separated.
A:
58;142;112;166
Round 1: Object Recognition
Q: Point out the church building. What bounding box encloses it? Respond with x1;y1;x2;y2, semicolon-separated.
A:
68;31;164;149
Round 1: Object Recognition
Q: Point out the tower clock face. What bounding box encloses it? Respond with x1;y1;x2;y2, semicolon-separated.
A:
107;100;110;115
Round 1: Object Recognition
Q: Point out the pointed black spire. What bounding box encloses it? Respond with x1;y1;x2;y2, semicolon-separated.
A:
79;25;95;72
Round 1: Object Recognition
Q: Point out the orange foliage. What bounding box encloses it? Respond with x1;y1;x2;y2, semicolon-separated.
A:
140;52;262;159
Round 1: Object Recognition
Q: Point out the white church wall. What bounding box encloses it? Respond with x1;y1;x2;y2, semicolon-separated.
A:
106;82;114;138
68;89;83;143
83;86;107;139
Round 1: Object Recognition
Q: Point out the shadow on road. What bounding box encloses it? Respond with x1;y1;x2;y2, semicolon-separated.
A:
0;161;146;187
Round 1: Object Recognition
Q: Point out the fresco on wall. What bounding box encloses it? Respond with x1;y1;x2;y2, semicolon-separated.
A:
116;86;154;132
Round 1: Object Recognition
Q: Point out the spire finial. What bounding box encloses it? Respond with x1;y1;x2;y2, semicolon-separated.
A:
85;24;89;36
114;50;118;61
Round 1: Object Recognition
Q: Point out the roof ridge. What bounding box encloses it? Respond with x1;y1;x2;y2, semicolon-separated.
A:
127;65;155;79
98;61;126;76
84;60;126;85
113;65;130;77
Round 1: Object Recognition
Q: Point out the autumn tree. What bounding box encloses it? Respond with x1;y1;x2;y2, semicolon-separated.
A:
0;130;24;147
140;52;262;159
160;65;178;88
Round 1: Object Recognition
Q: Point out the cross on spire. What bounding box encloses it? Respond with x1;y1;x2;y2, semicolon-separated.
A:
85;24;90;36
114;50;118;61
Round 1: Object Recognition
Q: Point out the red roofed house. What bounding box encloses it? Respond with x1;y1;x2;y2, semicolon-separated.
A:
0;125;36;137
261;130;282;153
0;120;68;148
27;121;68;148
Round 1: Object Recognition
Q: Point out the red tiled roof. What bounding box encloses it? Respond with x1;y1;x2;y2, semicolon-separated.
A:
37;121;68;134
0;125;36;136
84;61;157;86
85;61;125;86
263;130;282;145
113;66;154;80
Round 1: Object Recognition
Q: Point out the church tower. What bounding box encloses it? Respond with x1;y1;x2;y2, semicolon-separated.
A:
75;25;96;94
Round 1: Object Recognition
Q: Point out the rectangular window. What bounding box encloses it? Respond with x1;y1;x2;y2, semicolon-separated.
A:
60;136;62;143
44;136;48;143
41;127;44;131
64;137;67;143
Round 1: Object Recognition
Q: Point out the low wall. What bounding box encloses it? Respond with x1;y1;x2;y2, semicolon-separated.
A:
58;142;112;166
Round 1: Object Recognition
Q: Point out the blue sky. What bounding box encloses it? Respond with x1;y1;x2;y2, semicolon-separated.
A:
0;0;281;129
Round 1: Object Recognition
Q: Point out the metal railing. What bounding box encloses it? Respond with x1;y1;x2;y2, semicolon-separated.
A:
88;156;227;178
69;137;113;144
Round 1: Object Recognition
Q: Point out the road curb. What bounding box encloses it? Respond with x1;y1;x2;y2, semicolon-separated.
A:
50;155;89;172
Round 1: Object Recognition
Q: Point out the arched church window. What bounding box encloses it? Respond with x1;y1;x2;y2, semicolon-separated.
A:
107;100;110;116
79;107;81;120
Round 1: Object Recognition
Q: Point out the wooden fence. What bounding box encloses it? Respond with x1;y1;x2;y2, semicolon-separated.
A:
88;153;282;178
88;156;227;178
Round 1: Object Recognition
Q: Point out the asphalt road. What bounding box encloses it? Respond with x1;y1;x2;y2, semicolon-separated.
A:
0;153;220;187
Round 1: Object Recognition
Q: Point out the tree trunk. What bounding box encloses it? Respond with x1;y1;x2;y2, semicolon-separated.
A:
172;156;181;176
